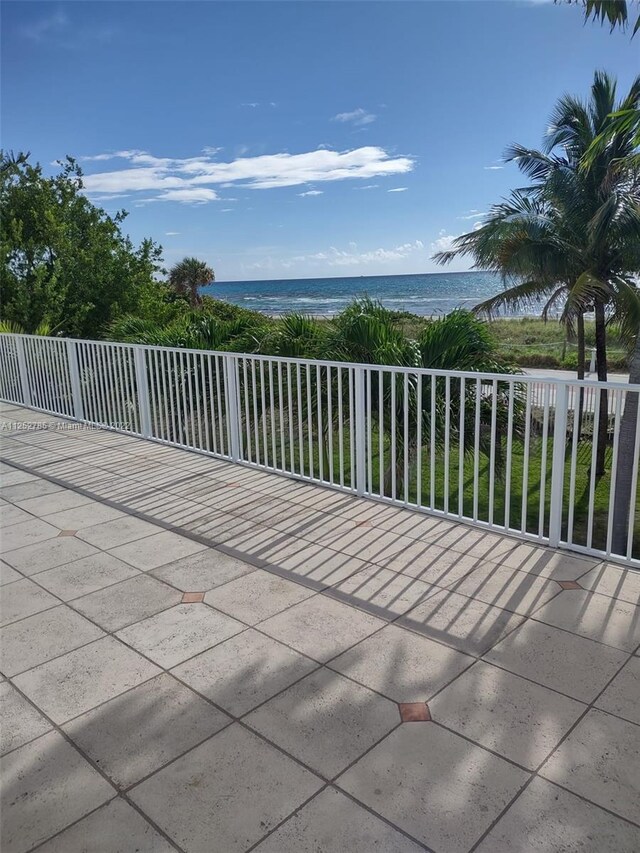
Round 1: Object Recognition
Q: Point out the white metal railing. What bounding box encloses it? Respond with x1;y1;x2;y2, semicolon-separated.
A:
1;333;639;567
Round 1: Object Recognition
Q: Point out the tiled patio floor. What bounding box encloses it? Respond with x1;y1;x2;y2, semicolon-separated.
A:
1;402;639;853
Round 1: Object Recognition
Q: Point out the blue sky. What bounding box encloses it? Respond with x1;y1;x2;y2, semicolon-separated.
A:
2;1;638;281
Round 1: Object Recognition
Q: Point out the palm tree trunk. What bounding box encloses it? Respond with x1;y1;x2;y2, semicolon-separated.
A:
611;333;640;556
576;311;585;439
594;301;608;476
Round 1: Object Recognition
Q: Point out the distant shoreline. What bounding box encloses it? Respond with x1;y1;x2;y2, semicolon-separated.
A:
261;311;554;321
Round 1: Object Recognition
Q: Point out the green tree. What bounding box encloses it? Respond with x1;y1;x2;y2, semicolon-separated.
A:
434;71;640;474
0;152;164;338
168;257;215;308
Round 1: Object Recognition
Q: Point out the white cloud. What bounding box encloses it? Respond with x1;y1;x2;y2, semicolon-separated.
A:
387;187;408;193
355;184;378;190
85;193;130;202
458;210;488;219
430;230;458;253
332;108;376;127
164;231;180;236
80;146;414;201
241;102;260;108
149;188;220;204
298;190;323;197
291;239;424;267
82;150;144;162
484;165;504;170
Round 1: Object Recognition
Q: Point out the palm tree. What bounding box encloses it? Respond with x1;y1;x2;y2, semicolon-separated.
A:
583;106;640;170
435;71;640;474
434;190;589;378
571;0;640;35
168;257;214;308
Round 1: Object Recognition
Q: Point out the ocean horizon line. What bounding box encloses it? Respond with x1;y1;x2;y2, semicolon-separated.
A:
200;270;544;319
212;269;487;286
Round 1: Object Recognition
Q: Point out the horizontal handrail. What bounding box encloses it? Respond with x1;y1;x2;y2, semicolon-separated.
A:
2;333;637;392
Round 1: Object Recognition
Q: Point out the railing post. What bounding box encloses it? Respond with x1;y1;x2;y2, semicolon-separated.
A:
548;382;569;547
354;366;366;496
66;339;84;422
133;346;152;438
225;354;241;462
14;336;32;408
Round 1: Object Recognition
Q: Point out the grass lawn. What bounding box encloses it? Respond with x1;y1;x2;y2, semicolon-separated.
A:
385;315;630;371
259;426;640;559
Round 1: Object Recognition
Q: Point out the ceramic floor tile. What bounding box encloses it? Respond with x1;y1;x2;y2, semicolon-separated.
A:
533;589;640;652
109;530;208;570
64;673;230;787
75;515;160;549
129;724;322;853
204;568;315;624
595;656;640;725
398;588;525;656
259;595;385;663
246;667;399;777
540;708;640;824
253;787;424;852
0;578;59;627
71;573;182;631
150;548;256;592
330;623;473;702
449;564;561;617
35;552;140;601
0;504;33;527
2;535;98;576
0;682;52;755
327;565;441;618
34;799;176;853
579;562;640;605
337;723;529;853
429;660;585;770
0;518;60;553
0;605;104;676
494;545;600;580
13;489;94;516
484;618;629;703
476;776;640;853
0;731;114;853
13;636;161;724
0;560;22;585
116;603;245;668
43;502;125;530
172;629;318;716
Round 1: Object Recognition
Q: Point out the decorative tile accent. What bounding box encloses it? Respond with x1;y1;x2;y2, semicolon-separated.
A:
57;530;78;537
399;702;431;722
557;580;582;590
182;592;205;604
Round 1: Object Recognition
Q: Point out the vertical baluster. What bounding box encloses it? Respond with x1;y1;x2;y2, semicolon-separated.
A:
458;377;466;518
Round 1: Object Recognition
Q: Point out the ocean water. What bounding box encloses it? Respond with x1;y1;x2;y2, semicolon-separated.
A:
202;271;514;317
